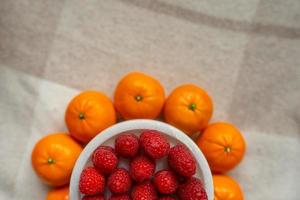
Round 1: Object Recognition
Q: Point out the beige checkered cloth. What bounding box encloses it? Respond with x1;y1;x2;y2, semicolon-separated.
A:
0;0;300;199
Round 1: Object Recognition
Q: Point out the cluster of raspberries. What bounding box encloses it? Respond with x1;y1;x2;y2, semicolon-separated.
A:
79;130;208;200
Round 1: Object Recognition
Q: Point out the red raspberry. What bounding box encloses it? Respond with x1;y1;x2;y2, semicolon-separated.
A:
167;144;196;177
109;194;131;200
140;130;170;159
95;145;115;153
108;168;132;194
92;147;118;175
132;181;157;200
82;195;105;200
153;170;178;194
79;167;105;195
178;177;207;200
130;155;156;182
115;133;140;158
158;196;175;200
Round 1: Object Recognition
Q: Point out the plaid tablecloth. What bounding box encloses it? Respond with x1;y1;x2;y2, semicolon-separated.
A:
0;0;300;199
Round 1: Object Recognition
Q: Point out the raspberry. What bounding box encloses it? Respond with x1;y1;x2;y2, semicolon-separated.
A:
158;196;176;200
108;168;132;194
95;145;115;153
115;133;140;158
82;195;105;200
178;177;207;200
109;194;131;200
153;170;178;194
168;144;196;177
130;155;156;182
79;167;105;195
92;147;118;175
140;130;170;159
132;181;157;200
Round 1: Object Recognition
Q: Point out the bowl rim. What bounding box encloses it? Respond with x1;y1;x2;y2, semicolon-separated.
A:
70;119;214;200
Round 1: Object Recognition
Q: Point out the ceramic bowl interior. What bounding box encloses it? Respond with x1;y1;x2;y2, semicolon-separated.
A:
70;119;214;200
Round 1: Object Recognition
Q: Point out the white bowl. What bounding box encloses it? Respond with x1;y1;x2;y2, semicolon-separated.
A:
70;119;214;200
